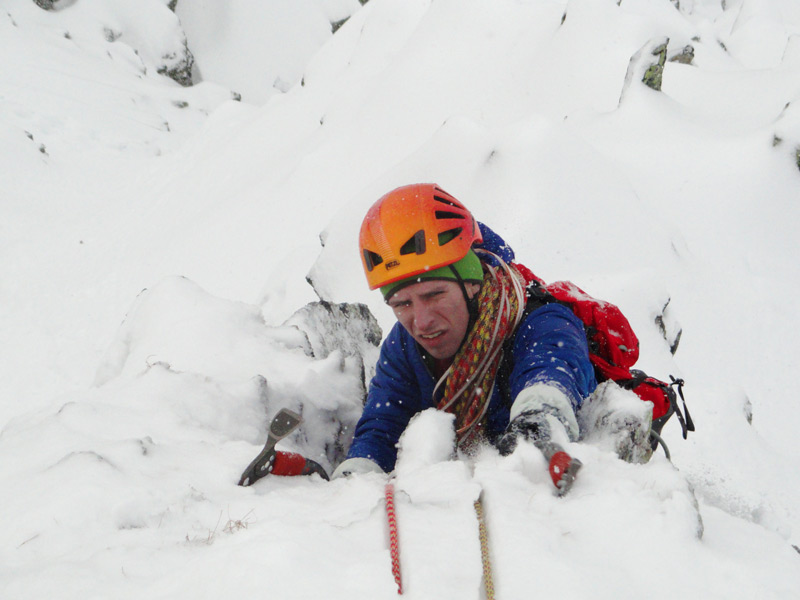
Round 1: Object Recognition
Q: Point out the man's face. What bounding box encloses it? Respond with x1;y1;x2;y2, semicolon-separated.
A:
387;279;480;361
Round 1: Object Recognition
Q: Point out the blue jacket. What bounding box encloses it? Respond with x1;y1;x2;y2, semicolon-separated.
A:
346;225;597;472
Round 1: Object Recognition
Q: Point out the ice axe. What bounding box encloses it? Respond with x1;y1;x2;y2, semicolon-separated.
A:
238;408;302;486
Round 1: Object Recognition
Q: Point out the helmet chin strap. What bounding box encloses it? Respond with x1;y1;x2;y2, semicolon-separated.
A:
448;264;481;327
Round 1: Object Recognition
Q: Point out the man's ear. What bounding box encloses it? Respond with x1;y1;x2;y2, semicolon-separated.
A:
465;282;481;299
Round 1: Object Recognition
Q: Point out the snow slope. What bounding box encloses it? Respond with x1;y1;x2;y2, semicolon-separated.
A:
1;0;799;597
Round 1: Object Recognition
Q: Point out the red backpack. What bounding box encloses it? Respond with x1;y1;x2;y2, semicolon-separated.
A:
514;263;694;451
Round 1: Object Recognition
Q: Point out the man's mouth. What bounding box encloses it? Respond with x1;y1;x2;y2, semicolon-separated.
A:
419;331;443;340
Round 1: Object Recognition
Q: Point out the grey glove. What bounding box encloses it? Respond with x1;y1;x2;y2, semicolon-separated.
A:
497;409;583;496
331;457;384;479
496;410;552;456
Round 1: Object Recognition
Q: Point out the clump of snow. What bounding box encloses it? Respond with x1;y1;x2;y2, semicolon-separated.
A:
580;381;656;464
394;408;457;477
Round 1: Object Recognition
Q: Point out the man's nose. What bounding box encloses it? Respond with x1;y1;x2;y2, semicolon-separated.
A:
413;302;435;331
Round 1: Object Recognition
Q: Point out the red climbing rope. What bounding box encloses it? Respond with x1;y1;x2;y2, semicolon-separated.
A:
385;482;403;594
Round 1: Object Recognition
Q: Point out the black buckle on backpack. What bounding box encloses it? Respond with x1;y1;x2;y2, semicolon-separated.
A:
668;376;695;439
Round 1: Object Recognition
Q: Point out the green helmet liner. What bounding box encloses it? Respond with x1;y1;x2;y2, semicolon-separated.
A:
381;249;484;300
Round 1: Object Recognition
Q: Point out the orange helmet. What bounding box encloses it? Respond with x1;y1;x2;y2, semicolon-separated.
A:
359;183;483;290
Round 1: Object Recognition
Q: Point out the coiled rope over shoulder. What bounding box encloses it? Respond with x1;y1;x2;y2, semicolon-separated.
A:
435;250;527;447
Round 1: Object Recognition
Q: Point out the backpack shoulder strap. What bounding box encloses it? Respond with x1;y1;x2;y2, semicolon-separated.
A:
510;263;556;318
522;278;555;316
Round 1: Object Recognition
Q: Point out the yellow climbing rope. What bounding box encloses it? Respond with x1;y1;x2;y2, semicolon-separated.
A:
474;491;495;600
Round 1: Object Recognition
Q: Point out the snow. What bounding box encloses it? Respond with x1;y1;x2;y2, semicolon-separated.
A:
174;0;358;103
2;0;800;597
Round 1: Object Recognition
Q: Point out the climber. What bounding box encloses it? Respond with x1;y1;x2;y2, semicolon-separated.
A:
333;183;597;493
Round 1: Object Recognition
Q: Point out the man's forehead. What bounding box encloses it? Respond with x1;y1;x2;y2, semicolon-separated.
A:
390;279;459;300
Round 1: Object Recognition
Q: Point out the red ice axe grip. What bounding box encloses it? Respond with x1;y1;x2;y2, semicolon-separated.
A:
269;451;330;480
549;451;582;496
271;451;308;476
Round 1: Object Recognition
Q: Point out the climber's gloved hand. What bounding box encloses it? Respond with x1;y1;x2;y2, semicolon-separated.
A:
497;384;581;456
331;457;384;479
496;409;550;456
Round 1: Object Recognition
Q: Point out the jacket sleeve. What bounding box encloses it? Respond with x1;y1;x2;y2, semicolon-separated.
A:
508;303;597;413
345;324;426;472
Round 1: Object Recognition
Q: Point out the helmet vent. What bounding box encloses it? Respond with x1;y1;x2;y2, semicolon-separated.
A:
363;249;383;271
438;228;463;246
435;210;465;220
433;194;459;208
400;230;426;256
